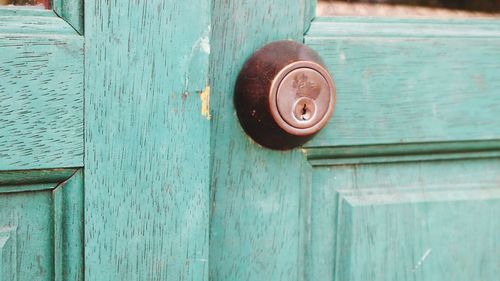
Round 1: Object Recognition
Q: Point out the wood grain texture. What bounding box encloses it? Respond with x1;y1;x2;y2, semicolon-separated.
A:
306;139;500;165
209;1;313;280
305;17;500;147
0;225;17;281
53;0;84;34
309;159;500;281
0;168;75;185
53;170;83;281
84;1;210;280
0;170;83;281
0;10;83;171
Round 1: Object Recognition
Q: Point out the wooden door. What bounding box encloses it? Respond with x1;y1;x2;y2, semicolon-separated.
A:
0;3;84;280
2;1;499;281
209;1;500;281
1;0;211;280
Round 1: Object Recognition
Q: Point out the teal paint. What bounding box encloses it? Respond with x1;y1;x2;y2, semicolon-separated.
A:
310;160;500;281
0;9;83;171
303;0;316;33
0;225;17;280
0;0;82;33
305;17;500;147
209;1;313;280
0;168;76;185
303;17;500;280
53;170;84;281
306;140;500;165
84;1;211;280
53;0;83;34
0;170;83;281
0;3;499;281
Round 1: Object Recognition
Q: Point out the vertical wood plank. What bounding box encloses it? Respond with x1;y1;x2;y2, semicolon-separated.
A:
209;1;311;280
53;170;83;281
85;1;210;280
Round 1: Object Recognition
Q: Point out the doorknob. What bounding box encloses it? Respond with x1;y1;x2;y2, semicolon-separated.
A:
234;40;336;150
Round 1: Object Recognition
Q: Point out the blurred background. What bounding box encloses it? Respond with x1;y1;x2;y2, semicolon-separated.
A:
318;0;500;17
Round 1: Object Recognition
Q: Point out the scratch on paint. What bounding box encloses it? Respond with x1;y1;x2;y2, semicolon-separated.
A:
200;86;211;120
412;248;432;272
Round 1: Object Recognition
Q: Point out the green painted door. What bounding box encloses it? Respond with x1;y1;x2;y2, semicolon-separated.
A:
1;0;210;280
1;3;84;280
1;1;499;281
209;1;500;281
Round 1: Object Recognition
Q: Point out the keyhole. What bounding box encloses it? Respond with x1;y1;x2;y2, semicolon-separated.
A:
293;97;315;122
301;103;310;120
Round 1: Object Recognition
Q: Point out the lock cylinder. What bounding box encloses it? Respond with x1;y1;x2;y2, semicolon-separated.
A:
234;40;336;150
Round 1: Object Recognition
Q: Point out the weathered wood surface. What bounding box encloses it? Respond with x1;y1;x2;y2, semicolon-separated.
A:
53;0;84;34
301;16;500;281
305;17;500;147
304;0;317;32
0;167;75;185
306;139;500;165
309;159;500;281
84;1;211;280
209;1;314;280
0;10;83;171
0;170;83;281
53;170;83;281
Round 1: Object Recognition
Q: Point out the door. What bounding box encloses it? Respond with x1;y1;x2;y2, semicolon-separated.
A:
1;1;499;281
1;1;84;280
209;1;500;281
1;0;210;280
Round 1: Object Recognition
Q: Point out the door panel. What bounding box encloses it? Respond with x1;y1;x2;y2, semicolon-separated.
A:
0;9;83;171
0;190;53;281
309;159;500;281
0;170;83;281
305;18;500;147
301;15;500;281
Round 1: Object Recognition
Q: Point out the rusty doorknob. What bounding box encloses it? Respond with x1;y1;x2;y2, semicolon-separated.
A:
234;40;336;150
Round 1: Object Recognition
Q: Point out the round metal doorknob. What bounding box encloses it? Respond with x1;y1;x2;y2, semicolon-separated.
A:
234;40;336;150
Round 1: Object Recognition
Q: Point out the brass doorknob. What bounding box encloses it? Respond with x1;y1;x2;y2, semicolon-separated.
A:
234;40;336;150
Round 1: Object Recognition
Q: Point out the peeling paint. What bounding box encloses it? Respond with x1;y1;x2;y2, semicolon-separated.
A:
192;25;211;55
200;86;211;120
199;36;210;54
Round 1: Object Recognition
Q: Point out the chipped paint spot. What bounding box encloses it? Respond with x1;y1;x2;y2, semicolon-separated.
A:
339;51;346;63
199;36;210;54
192;25;211;55
200;86;211;120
